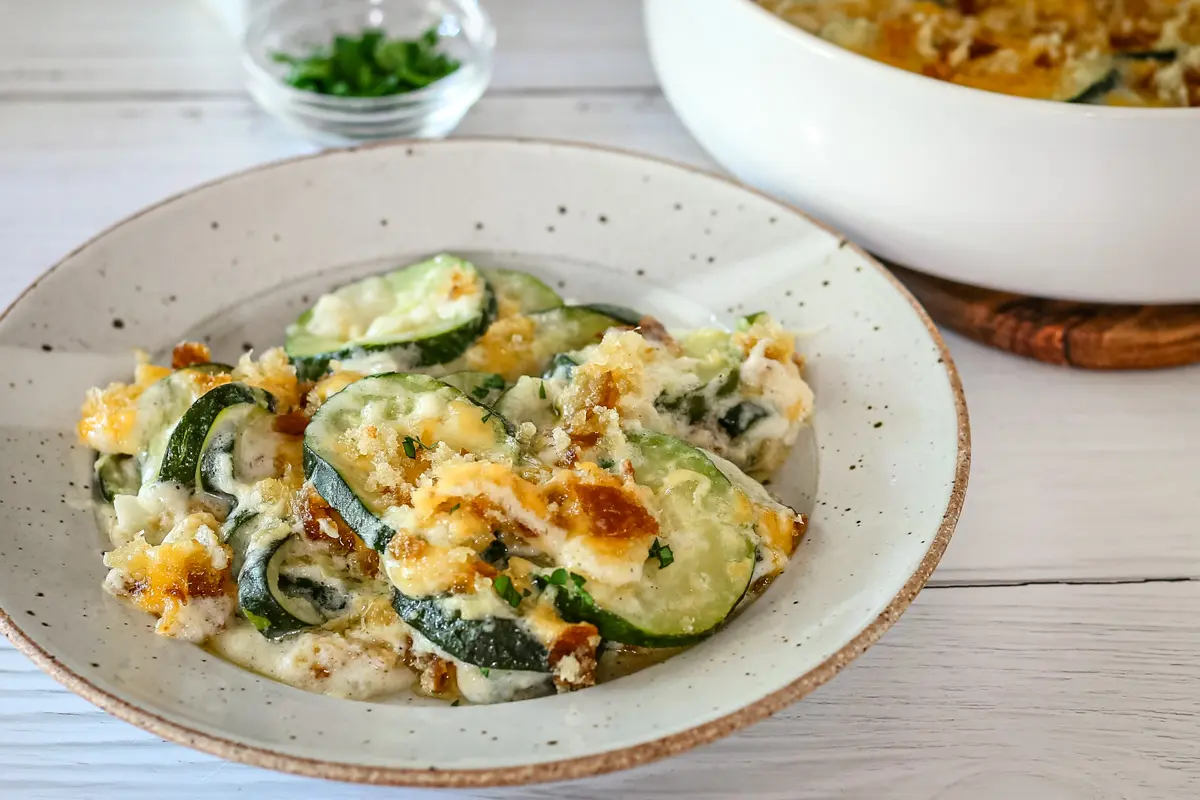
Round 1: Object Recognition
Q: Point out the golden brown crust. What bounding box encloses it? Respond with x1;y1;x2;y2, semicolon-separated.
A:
171;341;213;370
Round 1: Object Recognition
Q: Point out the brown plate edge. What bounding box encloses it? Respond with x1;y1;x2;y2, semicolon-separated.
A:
0;135;971;789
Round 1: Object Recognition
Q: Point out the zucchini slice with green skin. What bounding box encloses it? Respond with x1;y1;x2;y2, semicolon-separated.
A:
93;454;141;503
156;382;276;487
136;363;232;480
285;255;497;381
1064;57;1118;103
238;530;326;640
555;430;755;647
522;305;634;367
390;589;551;672
303;372;520;551
577;303;643;327
1119;49;1176;62
439;371;507;407
197;401;279;514
542;353;578;381
481;268;562;314
225;510;264;574
493;376;558;432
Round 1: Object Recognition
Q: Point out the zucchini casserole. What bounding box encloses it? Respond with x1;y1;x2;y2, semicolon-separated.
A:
80;255;814;704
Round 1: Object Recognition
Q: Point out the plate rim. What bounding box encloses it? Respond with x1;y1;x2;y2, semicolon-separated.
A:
0;135;970;788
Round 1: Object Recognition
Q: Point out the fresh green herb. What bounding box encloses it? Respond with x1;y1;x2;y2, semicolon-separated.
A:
481;410;494;423
449;502;461;513
471;385;489;399
242;609;271;631
538;381;547;399
741;311;768;326
534;567;570;591
401;434;431;459
272;27;461;98
492;575;522;608
480;667;490;678
598;458;616;471
568;572;594;606
482;374;506;390
648;538;675;569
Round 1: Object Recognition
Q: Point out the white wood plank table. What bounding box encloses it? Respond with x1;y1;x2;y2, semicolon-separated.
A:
1;2;1197;798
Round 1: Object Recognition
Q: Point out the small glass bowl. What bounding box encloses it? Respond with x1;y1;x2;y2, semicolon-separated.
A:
242;0;494;145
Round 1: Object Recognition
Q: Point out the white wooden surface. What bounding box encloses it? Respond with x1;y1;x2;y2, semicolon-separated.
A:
0;2;1197;797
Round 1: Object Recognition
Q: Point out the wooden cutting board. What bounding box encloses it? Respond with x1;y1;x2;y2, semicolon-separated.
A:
889;264;1200;370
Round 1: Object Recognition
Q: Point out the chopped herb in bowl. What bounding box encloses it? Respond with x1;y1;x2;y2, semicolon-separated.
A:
272;27;461;97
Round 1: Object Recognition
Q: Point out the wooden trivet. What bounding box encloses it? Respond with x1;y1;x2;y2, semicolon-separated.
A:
888;263;1200;370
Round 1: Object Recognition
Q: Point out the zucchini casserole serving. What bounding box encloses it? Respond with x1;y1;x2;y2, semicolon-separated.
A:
760;0;1200;106
79;255;815;704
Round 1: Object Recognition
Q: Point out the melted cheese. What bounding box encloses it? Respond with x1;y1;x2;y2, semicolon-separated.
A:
232;347;301;412
102;511;234;642
77;358;173;454
462;313;540;380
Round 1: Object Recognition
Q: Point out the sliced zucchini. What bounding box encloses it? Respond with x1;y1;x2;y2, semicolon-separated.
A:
156;383;276;488
493;376;558;432
555;430;755;647
136;363;232;480
522;305;633;368
225;510;265;574
542;353;578;381
1064;57;1118;103
391;589;550;672
481;268;562;314
285;255;497;381
239;530;327;640
304;373;519;551
198;401;277;511
439;371;507;407
1119;49;1176;62
578;303;643;326
717;401;770;438
93;454;140;503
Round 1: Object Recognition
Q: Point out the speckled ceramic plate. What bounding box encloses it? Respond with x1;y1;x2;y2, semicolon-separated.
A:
0;139;968;787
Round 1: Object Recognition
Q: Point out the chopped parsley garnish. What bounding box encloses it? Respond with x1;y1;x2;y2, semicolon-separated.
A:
479;667;490;678
598;458;616;471
482;374;506;389
538;381;547;399
401;435;431;459
481;410;494;423
492;575;522;608
272;27;461;98
648;538;675;569
471;385;490;399
568;572;594;606
534;568;570;591
448;502;461;513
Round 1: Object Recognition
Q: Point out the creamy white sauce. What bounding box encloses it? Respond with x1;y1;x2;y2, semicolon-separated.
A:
209;621;416;701
110;481;192;547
